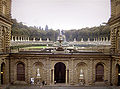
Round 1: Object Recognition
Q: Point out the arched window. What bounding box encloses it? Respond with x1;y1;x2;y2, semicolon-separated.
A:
17;63;25;81
96;63;104;82
117;31;120;50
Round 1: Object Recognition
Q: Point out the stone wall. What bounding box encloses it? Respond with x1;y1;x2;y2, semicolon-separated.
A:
108;0;120;86
10;53;112;86
0;0;12;53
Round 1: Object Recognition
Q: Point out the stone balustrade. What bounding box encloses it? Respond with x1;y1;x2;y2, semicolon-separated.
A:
11;36;111;47
11;36;110;42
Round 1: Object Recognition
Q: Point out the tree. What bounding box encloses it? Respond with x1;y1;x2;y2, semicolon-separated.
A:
11;19;110;42
45;25;48;31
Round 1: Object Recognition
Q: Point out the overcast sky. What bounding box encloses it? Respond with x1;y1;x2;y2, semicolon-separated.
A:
11;0;111;30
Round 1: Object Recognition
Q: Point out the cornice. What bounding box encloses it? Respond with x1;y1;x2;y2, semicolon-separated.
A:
0;15;12;25
108;15;120;26
10;53;111;59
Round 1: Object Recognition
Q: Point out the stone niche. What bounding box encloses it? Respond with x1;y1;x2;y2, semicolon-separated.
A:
76;62;88;86
32;62;44;85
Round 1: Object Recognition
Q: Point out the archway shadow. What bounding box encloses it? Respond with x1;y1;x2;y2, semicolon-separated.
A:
54;62;66;83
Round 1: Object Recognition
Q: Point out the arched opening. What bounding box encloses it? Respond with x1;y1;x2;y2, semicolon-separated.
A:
116;64;120;86
96;63;104;82
54;62;66;83
17;62;25;81
1;62;5;84
116;31;120;51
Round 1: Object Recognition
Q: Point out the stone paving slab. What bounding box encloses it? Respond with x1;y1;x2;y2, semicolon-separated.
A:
8;86;120;89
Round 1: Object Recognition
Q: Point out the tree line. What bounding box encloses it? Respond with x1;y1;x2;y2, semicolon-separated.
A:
11;19;110;42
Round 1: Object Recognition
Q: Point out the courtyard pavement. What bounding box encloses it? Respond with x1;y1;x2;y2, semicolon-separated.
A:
8;85;120;89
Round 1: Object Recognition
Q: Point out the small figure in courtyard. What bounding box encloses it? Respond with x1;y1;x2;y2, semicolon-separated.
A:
45;81;47;85
42;80;45;86
54;81;56;84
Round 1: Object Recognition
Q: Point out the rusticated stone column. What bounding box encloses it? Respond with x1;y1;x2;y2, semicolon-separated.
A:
66;70;67;84
53;68;54;84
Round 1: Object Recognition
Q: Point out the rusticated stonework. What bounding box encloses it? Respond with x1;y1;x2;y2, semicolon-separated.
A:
108;0;120;54
108;0;120;86
0;0;12;85
0;0;12;53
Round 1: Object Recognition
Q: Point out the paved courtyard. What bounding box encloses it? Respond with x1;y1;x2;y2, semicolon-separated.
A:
8;85;120;89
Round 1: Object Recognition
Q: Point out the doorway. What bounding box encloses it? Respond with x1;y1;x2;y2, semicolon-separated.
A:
117;64;120;86
54;62;66;83
1;62;5;84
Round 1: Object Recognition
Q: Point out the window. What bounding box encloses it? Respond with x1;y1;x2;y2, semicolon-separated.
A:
96;64;104;82
117;31;120;50
17;63;25;81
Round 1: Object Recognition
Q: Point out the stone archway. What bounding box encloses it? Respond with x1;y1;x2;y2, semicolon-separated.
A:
54;62;66;83
1;62;5;84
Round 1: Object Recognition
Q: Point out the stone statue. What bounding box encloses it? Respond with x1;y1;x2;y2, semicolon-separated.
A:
80;69;83;73
79;69;84;79
37;68;40;77
35;68;42;84
79;69;85;85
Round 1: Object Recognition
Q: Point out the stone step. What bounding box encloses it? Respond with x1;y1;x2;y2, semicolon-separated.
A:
94;82;106;86
0;85;10;89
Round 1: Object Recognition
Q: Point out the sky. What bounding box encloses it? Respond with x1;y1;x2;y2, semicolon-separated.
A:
11;0;111;30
